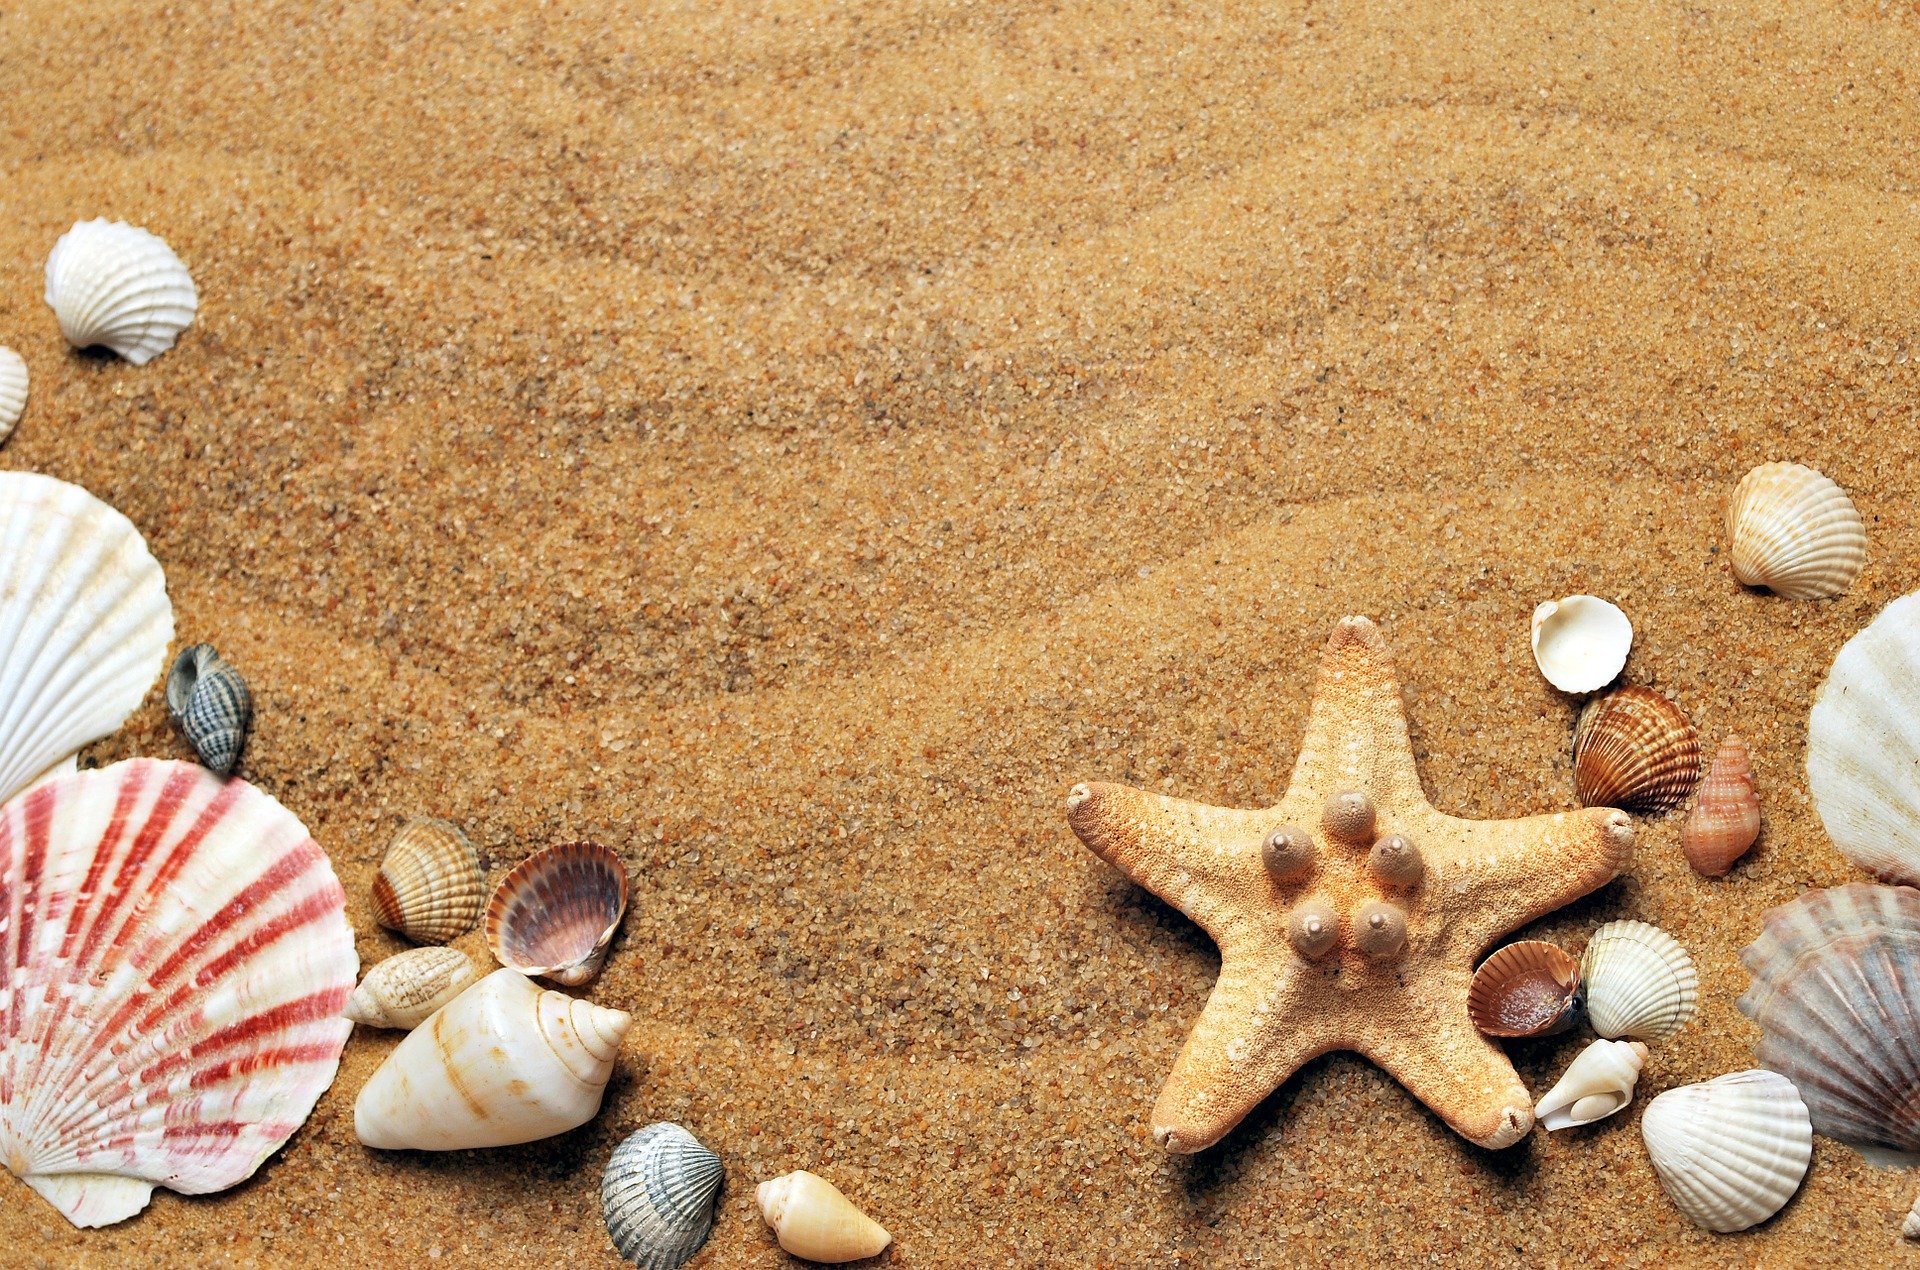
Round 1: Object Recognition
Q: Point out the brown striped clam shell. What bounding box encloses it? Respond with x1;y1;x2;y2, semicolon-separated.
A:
1573;686;1701;814
1467;940;1581;1037
485;840;630;986
372;816;485;944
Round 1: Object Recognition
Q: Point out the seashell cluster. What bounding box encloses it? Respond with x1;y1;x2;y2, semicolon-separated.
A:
0;345;26;441
1581;920;1697;1042
1641;1069;1812;1233
1727;461;1867;600
485;840;630;985
757;1170;892;1264
345;947;482;1030
373;816;485;943
603;1123;725;1270
1467;941;1581;1038
1572;686;1700;814
1681;734;1761;876
166;642;253;776
1530;595;1632;695
0;759;356;1228
1535;1039;1647;1130
1807;592;1920;885
44;219;198;365
354;968;632;1150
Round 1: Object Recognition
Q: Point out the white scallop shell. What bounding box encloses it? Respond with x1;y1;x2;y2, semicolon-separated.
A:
603;1123;725;1270
0;472;174;808
0;759;357;1228
344;947;480;1031
0;346;26;441
756;1170;892;1264
1807;592;1920;884
1534;1039;1647;1130
1726;461;1866;600
44;220;198;365
1580;920;1698;1042
1530;595;1632;694
1640;1070;1812;1233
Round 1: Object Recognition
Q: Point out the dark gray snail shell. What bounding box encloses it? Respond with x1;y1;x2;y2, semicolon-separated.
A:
166;643;252;776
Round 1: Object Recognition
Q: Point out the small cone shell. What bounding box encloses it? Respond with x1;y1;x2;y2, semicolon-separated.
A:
1467;941;1581;1037
1682;735;1761;877
345;947;481;1030
1534;1039;1647;1130
756;1170;891;1264
1573;686;1701;814
372;816;485;944
1727;461;1866;600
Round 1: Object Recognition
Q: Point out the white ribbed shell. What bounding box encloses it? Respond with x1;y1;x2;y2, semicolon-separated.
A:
1640;1070;1812;1233
0;759;357;1228
603;1123;725;1269
0;472;173;808
1726;461;1866;600
44;220;198;365
1808;593;1920;884
1581;919;1698;1042
0;346;26;441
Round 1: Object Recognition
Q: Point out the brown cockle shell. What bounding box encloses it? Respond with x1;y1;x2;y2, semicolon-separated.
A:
372;816;485;944
485;840;630;986
1573;686;1701;814
1682;734;1761;876
1468;941;1581;1037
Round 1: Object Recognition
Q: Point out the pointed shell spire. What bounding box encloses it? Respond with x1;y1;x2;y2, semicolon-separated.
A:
1534;1039;1647;1130
1681;734;1761;876
166;643;253;776
345;947;481;1030
756;1170;892;1264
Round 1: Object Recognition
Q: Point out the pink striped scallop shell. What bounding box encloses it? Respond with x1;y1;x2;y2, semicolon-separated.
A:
484;841;630;986
0;758;357;1227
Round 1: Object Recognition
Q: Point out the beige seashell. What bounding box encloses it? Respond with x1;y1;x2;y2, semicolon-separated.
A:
1727;461;1866;600
1582;920;1698;1042
1530;595;1632;695
1905;1193;1920;1241
372;816;484;944
756;1170;891;1264
1681;734;1761;876
0;346;26;442
1467;941;1580;1038
353;968;631;1150
345;947;481;1030
1641;1069;1811;1233
44;219;198;365
1807;593;1920;884
1535;1038;1647;1130
485;840;630;985
1572;686;1701;814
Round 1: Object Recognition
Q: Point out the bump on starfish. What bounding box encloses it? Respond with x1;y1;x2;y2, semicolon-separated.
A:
1067;616;1633;1152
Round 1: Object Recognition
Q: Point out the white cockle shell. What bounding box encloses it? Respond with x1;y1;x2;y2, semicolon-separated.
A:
756;1170;892;1264
1726;461;1867;600
0;759;357;1228
0;346;26;442
1581;919;1698;1042
603;1123;725;1270
44;219;198;365
353;967;632;1151
0;471;173;808
344;947;481;1031
1530;595;1633;695
1640;1069;1812;1233
1534;1038;1648;1130
1808;592;1920;885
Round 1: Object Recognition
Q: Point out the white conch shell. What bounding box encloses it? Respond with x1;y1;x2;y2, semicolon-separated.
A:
1534;1039;1647;1130
756;1170;892;1264
1640;1069;1812;1233
44;219;198;365
1808;593;1920;884
0;759;357;1228
345;947;481;1030
353;968;631;1150
1530;595;1632;694
1726;461;1866;599
0;472;174;808
0;345;26;441
1580;919;1698;1042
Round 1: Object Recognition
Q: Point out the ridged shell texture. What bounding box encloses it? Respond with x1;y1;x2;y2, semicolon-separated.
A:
0;346;26;441
1581;920;1698;1042
1681;734;1761;877
1807;592;1920;885
372;817;484;944
345;947;481;1030
1641;1070;1812;1233
485;840;630;985
1573;686;1701;814
1466;941;1581;1037
603;1123;725;1269
43;220;198;365
1727;461;1867;600
166;643;253;776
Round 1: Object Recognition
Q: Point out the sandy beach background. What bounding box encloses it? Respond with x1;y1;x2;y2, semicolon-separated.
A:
4;0;1918;1265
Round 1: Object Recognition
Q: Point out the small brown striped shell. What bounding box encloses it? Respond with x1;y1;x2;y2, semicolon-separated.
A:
371;817;485;944
1573;686;1701;814
485;841;630;986
1682;734;1762;877
1467;941;1581;1037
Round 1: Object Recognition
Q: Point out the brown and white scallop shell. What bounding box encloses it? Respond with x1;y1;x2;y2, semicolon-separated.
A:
1727;461;1867;600
1467;940;1581;1037
1573;686;1701;814
485;841;630;986
371;816;485;944
1681;734;1761;877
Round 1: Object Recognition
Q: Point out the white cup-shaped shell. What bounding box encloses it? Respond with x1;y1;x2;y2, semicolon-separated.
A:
345;947;481;1030
1530;596;1633;694
0;346;26;441
1808;592;1920;885
756;1170;892;1264
1726;461;1866;600
372;816;485;944
603;1123;725;1270
44;219;198;365
1641;1070;1812;1233
1534;1039;1647;1130
1581;920;1698;1042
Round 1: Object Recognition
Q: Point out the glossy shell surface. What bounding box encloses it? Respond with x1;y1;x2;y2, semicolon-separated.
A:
485;840;630;985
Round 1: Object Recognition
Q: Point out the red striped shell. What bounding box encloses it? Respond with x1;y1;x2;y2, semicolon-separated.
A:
484;841;630;986
0;759;356;1228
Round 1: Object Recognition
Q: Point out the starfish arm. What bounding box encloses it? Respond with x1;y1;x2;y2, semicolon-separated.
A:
1066;781;1272;944
1283;617;1423;814
1359;1010;1535;1149
1441;806;1634;952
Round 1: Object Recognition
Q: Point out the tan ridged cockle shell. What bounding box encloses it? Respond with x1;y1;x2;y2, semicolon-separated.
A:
1572;686;1701;814
1682;734;1761;877
756;1170;892;1264
372;816;485;944
1467;941;1581;1037
1727;461;1867;600
485;840;630;986
1582;920;1698;1042
345;947;482;1030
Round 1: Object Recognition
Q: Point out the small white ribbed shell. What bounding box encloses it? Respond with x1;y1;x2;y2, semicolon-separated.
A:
1640;1070;1812;1233
1726;461;1866;600
1534;1039;1647;1130
344;947;480;1030
0;346;26;441
603;1123;725;1270
1530;595;1632;695
44;220;198;365
1807;593;1920;884
1581;920;1698;1042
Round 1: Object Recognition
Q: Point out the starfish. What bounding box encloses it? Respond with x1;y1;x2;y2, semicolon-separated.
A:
1067;616;1633;1152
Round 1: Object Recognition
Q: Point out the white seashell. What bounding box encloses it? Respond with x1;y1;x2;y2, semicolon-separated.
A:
1580;919;1698;1042
372;816;485;944
0;345;27;441
1534;1039;1647;1130
1905;1193;1920;1240
345;947;481;1030
0;472;174;809
0;759;357;1228
44;220;198;365
603;1123;725;1270
756;1170;892;1264
1530;595;1632;694
1640;1069;1812;1233
353;968;632;1150
1807;593;1920;885
1726;461;1866;600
